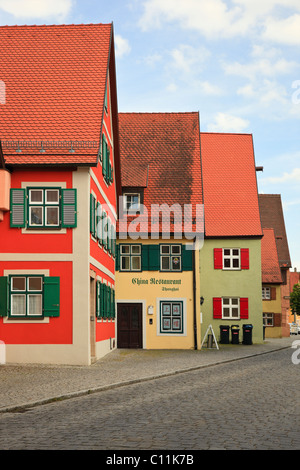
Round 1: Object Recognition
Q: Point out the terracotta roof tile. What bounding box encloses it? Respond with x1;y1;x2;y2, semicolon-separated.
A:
0;24;112;166
261;228;282;283
200;132;263;237
118;112;203;235
258;194;291;268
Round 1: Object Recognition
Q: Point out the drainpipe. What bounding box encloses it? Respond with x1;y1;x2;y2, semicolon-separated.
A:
193;242;198;350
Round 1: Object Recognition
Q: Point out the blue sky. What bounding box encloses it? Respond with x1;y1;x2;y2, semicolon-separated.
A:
1;0;299;270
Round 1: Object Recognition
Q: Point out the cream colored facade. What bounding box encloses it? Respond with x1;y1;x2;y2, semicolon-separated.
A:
115;238;201;350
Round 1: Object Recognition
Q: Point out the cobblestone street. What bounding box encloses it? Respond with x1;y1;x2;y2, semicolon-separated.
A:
0;347;299;451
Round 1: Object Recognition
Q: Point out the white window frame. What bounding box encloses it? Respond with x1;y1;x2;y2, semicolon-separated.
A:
262;287;271;300
120;244;142;272
10;275;43;318
222;297;240;319
263;312;274;326
160;244;182;272
123;193;140;213
223;248;240;270
28;188;60;228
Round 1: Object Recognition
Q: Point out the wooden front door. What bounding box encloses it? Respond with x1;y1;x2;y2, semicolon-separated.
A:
117;303;143;348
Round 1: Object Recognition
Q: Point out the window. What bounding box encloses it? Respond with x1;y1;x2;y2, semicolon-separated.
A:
223;249;240;269
102;134;113;185
160;244;181;271
10;275;43;317
96;281;115;319
214;248;249;270
28;188;60;228
263;313;273;326
90;195;116;257
120;244;141;271
123;193;140;213
213;297;248;320
10;188;77;229
262;287;271;300
160;301;183;334
116;244;193;272
222;297;240;319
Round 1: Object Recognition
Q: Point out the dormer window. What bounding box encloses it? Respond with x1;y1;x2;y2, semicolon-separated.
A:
123;193;140;213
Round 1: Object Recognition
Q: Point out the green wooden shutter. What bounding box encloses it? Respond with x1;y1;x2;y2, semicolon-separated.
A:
182;244;193;271
142;245;149;270
112;289;115;319
96;202;102;242
102;135;107;178
111;225;116;257
103;212;108;249
90;194;96;237
110;162;114;184
61;189;77;228
148;245;160;271
107;218;111;253
0;277;8;317
96;281;100;318
103;284;107;318
116;244;120;271
43;277;60;317
100;282;104;318
10;189;26;228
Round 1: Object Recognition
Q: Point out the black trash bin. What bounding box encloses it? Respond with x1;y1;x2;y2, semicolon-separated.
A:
220;325;230;344
242;324;253;345
231;325;240;344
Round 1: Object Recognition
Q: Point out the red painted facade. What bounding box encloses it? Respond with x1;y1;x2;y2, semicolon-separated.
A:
0;24;121;364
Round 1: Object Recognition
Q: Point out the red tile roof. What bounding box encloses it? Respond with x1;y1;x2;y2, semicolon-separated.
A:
118;112;203;235
0;23;113;166
200;132;263;237
258;194;291;268
261;228;282;284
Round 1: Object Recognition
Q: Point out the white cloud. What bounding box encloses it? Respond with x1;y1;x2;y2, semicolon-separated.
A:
138;0;244;38
138;0;300;44
261;168;300;184
222;54;297;81
0;0;72;19
206;112;250;132
169;44;210;75
166;83;177;92
263;14;300;45
115;35;131;58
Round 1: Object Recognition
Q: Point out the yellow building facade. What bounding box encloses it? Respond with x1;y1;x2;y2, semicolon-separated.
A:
115;239;201;350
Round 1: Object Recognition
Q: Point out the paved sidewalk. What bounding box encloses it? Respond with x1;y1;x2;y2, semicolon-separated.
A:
0;336;296;413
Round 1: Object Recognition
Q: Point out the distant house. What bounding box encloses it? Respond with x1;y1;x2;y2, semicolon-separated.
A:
199;133;264;345
259;194;292;337
261;229;283;337
0;24;121;365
